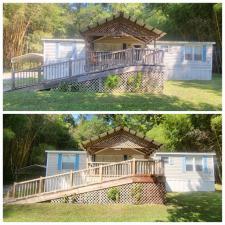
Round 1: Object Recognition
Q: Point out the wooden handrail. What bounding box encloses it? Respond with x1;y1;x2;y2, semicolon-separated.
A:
9;159;164;200
10;48;164;90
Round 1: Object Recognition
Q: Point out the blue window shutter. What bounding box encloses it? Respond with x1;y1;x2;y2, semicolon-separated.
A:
57;153;62;171
202;45;207;62
182;157;186;172
203;156;208;173
74;154;80;171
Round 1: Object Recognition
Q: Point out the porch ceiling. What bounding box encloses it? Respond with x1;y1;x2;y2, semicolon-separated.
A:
81;126;162;155
80;12;166;44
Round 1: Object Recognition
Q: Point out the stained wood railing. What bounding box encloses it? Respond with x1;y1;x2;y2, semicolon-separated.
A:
9;48;164;90
87;162;114;167
7;159;164;201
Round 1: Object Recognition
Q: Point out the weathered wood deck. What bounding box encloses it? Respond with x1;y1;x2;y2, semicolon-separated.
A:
5;159;164;204
7;48;164;91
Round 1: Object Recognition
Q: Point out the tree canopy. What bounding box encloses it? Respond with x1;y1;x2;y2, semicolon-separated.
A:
3;3;222;69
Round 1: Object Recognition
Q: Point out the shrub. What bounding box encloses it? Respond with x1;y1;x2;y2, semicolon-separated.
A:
131;184;142;204
62;194;69;203
104;74;120;89
53;82;80;92
107;187;120;202
71;194;78;203
126;72;143;92
133;72;143;92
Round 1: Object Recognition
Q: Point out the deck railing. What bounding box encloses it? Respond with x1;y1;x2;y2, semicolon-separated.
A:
87;162;114;168
8;159;164;200
10;48;164;90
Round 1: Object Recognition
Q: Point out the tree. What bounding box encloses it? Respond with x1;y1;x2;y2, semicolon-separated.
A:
3;114;77;183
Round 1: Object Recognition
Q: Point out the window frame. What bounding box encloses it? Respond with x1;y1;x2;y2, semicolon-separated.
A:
57;42;75;59
61;154;74;170
185;156;204;172
194;46;203;61
184;45;204;62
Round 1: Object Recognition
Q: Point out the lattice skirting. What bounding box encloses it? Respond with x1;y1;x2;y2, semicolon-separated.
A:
51;182;166;205
55;68;165;93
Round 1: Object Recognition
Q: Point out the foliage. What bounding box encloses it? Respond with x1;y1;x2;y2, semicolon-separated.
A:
107;187;120;202
127;72;143;92
71;194;78;203
104;75;120;90
147;115;193;151
62;195;70;203
3;3;222;71
3;114;77;183
73;116;111;144
131;184;142;204
53;82;80;92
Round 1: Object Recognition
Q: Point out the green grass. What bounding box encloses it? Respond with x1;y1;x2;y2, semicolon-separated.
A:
3;75;222;111
3;191;222;222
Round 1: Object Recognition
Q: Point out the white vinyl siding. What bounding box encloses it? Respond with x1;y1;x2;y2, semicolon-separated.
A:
43;40;85;64
155;153;215;192
46;151;87;176
149;42;213;80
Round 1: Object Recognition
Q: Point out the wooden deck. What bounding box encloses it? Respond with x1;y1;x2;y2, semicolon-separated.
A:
7;48;164;91
5;159;164;204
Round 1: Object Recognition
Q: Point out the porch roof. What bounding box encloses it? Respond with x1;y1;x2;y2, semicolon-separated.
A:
81;126;162;155
80;12;166;44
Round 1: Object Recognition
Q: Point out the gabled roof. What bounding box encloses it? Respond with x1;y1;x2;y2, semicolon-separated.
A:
80;12;166;43
81;126;162;155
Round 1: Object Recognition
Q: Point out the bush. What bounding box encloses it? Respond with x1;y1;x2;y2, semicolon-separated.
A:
104;74;120;89
126;72;143;92
131;184;142;204
62;194;69;203
71;194;77;203
53;82;80;92
107;187;120;202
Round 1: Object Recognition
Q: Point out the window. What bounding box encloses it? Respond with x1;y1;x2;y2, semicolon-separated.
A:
195;156;203;171
58;43;75;59
62;155;74;170
186;156;194;171
184;46;206;62
185;46;193;60
194;46;202;61
185;156;204;172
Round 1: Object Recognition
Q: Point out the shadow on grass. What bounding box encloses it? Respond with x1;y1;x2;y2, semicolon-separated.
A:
167;76;222;97
166;192;222;222
3;90;220;111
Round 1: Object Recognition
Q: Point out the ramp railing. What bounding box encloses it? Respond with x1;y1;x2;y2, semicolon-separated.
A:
7;159;164;200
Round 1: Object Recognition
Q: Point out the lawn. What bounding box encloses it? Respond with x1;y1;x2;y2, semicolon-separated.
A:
3;75;222;111
3;191;222;222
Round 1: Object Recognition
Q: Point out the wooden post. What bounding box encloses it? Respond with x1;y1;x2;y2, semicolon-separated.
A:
70;170;73;187
38;67;42;83
11;71;15;90
98;78;102;92
39;177;43;193
12;182;16;198
69;59;72;77
99;165;103;183
153;161;156;175
161;160;164;175
132;158;136;175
